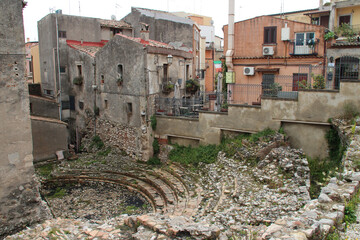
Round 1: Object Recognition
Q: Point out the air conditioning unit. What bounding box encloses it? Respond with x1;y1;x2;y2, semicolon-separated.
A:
243;67;255;76
263;46;274;56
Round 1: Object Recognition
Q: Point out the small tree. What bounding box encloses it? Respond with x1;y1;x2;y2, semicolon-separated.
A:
312;74;325;89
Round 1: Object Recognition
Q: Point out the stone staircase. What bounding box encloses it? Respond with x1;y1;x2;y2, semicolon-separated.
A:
45;163;203;217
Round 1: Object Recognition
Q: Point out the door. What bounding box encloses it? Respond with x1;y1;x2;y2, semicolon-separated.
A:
320;15;329;28
293;73;308;91
295;32;315;55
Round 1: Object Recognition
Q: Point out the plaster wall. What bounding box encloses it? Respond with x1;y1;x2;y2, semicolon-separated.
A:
156;81;360;158
0;0;49;237
30;96;59;119
335;5;360;27
31;118;68;161
31;44;41;84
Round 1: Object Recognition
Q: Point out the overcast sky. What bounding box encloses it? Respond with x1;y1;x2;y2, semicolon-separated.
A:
23;0;322;41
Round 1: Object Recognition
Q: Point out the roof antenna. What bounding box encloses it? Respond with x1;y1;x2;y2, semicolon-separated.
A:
281;0;285;19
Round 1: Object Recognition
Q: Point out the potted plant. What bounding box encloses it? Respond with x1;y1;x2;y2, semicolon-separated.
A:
186;79;200;94
73;76;83;85
162;82;174;94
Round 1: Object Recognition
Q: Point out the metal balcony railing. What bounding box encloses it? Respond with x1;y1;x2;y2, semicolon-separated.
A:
289;39;319;56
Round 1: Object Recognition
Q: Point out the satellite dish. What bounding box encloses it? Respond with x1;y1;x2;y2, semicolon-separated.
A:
111;15;116;20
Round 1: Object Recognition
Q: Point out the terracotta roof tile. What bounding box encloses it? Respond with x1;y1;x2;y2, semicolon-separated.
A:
67;40;107;57
98;19;131;29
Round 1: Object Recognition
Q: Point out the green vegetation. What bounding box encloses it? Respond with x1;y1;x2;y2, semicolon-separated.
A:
36;163;54;178
153;139;160;155
344;190;360;228
312;74;325;89
150;115;157;131
308;128;345;198
46;187;67;199
249;128;276;142
97;146;111;156
335;23;357;42
73;76;83;85
169;144;219;167
324;31;335;41
90;135;105;150
148;156;161;166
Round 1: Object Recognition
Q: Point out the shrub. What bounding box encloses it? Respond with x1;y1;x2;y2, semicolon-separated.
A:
153;138;160;155
342;102;359;120
148;156;161;166
150;115;157;131
90;135;104;150
73;76;83;85
312;74;325;89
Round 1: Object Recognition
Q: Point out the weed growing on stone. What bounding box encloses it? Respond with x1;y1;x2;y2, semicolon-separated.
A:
36;163;54;179
90;135;105;150
150;115;157;131
147;156;161;166
308;127;346;198
169;144;219;168
344;189;360;229
97;147;111;157
342;102;359;120
249;128;276;142
47;187;67;199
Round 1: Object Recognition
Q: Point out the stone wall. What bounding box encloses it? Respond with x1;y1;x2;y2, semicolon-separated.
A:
30;95;59;119
0;0;50;237
31;117;68;161
156;81;360;158
85;118;144;160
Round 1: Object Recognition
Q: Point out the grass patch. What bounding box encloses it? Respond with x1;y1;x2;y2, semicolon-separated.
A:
97;147;111;156
344;189;360;228
147;156;161;166
308;127;345;199
36;163;54;178
249;128;276;142
46;187;67;199
90;135;104;150
169;144;219;168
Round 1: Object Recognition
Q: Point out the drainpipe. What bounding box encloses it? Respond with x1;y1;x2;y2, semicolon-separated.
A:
225;0;235;104
55;13;62;121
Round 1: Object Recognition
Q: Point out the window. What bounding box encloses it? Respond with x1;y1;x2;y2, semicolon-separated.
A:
78;101;84;110
69;96;75;111
295;32;315;46
264;27;277;44
117;64;123;78
101;74;105;84
104;100;108;109
44;89;53;95
312;17;320;25
77;65;82;76
127;102;132;114
293;73;308;91
58;31;67;38
339;15;351;26
60;66;66;73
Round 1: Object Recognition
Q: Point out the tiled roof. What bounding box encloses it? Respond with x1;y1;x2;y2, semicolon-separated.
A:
331;41;360;47
98;19;132;29
134;7;194;25
67;40;107;57
116;34;175;49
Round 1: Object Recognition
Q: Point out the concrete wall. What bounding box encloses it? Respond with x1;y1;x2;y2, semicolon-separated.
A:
31;117;68;161
30;95;59;119
0;0;49;237
155;81;360;158
31;44;41;84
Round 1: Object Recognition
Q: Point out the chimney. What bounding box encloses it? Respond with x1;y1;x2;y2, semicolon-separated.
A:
140;23;150;41
226;0;234;72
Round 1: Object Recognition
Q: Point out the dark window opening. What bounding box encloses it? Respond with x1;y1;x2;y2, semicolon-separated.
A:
29;103;33;114
339;15;351;26
69;96;75;111
44;89;53;95
104;100;108;109
117;64;123;78
163;64;168;81
112;28;123;36
79;101;84;110
101;74;105;84
312;17;320;25
264;26;277;44
58;31;67;38
77;65;82;76
127;102;132;114
60;66;66;73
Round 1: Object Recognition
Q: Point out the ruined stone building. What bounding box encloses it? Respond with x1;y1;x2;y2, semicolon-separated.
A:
0;0;49;237
123;7;201;87
94;33;193;160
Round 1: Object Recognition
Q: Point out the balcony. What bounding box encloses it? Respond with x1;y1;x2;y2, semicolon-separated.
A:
289;39;319;56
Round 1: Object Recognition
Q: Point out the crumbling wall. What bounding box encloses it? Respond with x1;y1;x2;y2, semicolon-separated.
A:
0;0;50;237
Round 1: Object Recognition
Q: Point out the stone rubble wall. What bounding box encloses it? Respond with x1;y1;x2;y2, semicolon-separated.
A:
84;117;143;160
261;118;360;240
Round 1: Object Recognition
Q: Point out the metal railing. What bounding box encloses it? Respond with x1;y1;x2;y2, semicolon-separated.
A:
289;39;319;56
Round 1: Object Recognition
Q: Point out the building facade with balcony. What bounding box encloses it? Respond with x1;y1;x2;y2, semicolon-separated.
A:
223;16;326;105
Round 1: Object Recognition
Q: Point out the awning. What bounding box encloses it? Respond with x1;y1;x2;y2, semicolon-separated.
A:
255;68;280;73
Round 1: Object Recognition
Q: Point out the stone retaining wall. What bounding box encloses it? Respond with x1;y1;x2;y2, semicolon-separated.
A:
261;118;360;239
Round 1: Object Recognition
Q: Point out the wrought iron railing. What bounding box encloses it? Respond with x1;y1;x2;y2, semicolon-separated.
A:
289;39;319;56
